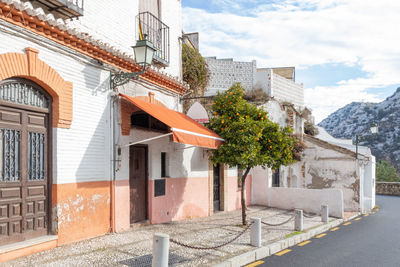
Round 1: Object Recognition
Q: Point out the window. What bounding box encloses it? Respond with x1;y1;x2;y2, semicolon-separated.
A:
272;169;280;187
161;152;167;177
131;112;168;132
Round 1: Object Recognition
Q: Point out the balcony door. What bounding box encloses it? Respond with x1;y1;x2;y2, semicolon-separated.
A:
139;0;161;18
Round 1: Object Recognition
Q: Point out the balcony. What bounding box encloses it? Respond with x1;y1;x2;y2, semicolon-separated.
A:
27;0;84;19
136;12;169;67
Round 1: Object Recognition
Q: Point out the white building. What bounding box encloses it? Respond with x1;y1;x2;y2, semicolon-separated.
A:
0;0;250;262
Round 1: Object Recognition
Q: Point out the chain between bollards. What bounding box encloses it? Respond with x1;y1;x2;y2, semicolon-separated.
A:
169;221;253;250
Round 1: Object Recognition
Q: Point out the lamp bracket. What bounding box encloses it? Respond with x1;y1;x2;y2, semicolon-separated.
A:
110;68;145;89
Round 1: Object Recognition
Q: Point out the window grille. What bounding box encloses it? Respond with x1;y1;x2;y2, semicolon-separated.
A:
0;129;20;182
28;132;45;181
0;81;49;109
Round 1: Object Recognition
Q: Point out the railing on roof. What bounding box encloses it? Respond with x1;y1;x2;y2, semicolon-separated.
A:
28;0;84;19
136;12;169;66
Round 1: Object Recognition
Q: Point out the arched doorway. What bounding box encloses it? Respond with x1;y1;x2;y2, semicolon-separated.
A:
0;78;51;246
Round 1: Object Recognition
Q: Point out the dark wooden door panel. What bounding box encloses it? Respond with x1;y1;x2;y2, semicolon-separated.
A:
0;106;48;245
213;164;220;212
130;146;147;223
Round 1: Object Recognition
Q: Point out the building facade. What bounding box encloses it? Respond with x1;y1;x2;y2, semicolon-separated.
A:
0;0;251;262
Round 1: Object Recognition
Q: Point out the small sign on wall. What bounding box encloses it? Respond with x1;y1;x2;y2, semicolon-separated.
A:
154;179;166;197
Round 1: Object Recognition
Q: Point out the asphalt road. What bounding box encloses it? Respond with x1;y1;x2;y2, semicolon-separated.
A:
247;195;400;267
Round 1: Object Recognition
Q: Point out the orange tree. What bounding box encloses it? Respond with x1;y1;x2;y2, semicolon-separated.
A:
208;84;297;225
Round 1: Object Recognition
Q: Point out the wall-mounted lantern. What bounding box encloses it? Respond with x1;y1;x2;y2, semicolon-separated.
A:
110;35;156;89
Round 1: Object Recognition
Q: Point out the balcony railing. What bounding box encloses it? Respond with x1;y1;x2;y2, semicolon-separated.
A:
136;12;169;66
27;0;84;19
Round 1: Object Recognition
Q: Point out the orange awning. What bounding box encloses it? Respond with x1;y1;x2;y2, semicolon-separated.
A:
120;93;223;149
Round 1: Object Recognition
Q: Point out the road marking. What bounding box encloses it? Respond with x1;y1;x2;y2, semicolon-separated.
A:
298;240;311;246
343;222;351;226
354;217;361;221
245;260;265;267
330;227;340;231
364;214;369;217
315;233;327;238
276;249;291;256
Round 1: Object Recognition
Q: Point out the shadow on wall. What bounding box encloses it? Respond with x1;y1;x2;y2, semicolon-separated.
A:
83;61;110;96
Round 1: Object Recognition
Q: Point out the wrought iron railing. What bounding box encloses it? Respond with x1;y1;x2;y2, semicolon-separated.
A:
26;0;84;19
136;12;170;66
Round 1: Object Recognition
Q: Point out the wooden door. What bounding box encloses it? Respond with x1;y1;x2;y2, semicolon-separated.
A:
129;146;147;223
213;164;220;212
0;106;48;245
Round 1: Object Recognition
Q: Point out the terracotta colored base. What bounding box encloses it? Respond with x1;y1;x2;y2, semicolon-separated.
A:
52;181;111;245
0;238;57;263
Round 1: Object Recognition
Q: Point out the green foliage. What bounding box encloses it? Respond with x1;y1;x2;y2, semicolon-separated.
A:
376;160;400;182
182;43;209;97
208;83;297;170
304;121;319;136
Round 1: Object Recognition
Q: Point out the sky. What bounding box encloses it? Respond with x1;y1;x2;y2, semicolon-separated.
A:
181;0;400;123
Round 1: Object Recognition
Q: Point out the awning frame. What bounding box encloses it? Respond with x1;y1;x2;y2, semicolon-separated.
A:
122;132;173;147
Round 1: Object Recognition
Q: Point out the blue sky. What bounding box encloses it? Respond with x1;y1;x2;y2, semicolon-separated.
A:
182;0;400;122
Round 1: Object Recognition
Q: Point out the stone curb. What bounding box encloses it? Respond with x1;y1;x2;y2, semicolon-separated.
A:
212;213;360;267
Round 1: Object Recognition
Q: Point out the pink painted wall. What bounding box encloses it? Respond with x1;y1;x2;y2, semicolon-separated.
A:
226;175;252;211
114;179;130;232
148;177;210;224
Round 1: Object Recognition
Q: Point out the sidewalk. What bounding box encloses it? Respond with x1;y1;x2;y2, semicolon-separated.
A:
2;206;346;267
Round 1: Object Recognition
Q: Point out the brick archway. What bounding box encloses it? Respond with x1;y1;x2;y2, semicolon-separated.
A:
0;47;73;128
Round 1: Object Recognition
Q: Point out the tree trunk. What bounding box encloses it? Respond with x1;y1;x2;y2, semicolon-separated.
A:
241;167;251;225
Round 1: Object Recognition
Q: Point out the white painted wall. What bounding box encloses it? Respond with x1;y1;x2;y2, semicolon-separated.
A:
271;73;304;108
0;24;112;185
255;68;304;109
268;187;344;218
116;127;210;181
280;137;361;212
362;156;376;212
67;0;182;77
251;166;271;205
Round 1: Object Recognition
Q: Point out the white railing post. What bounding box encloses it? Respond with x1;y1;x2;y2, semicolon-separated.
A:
295;209;303;231
152;233;169;267
250;217;262;247
321;205;329;223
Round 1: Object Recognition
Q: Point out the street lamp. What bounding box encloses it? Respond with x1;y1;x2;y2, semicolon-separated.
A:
110;34;156;89
355;124;379;159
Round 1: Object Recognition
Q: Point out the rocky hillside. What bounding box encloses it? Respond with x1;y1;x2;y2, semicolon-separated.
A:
318;87;400;171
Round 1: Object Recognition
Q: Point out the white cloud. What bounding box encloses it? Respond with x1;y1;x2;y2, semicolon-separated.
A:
182;0;400;123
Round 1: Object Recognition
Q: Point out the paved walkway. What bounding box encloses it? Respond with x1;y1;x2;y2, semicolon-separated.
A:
3;206;337;267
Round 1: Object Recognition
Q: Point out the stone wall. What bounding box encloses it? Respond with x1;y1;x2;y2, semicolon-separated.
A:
376;182;400;196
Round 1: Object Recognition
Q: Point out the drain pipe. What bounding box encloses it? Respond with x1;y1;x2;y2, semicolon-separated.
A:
109;89;118;233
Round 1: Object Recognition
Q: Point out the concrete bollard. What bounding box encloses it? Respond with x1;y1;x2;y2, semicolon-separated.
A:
295;209;303;231
321;205;329;223
152;233;169;267
250;217;262;247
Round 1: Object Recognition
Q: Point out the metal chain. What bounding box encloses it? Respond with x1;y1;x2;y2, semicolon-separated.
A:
169;222;253;250
303;212;319;218
261;214;296;226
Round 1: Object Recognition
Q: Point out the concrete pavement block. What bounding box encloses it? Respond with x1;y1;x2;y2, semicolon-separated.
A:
228;251;256;267
213;261;231;267
268;242;282;254
294;234;302;244
278;239;289;249
255;247;270;260
287;236;295;247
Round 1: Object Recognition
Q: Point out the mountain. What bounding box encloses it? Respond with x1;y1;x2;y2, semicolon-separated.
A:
318;87;400;171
